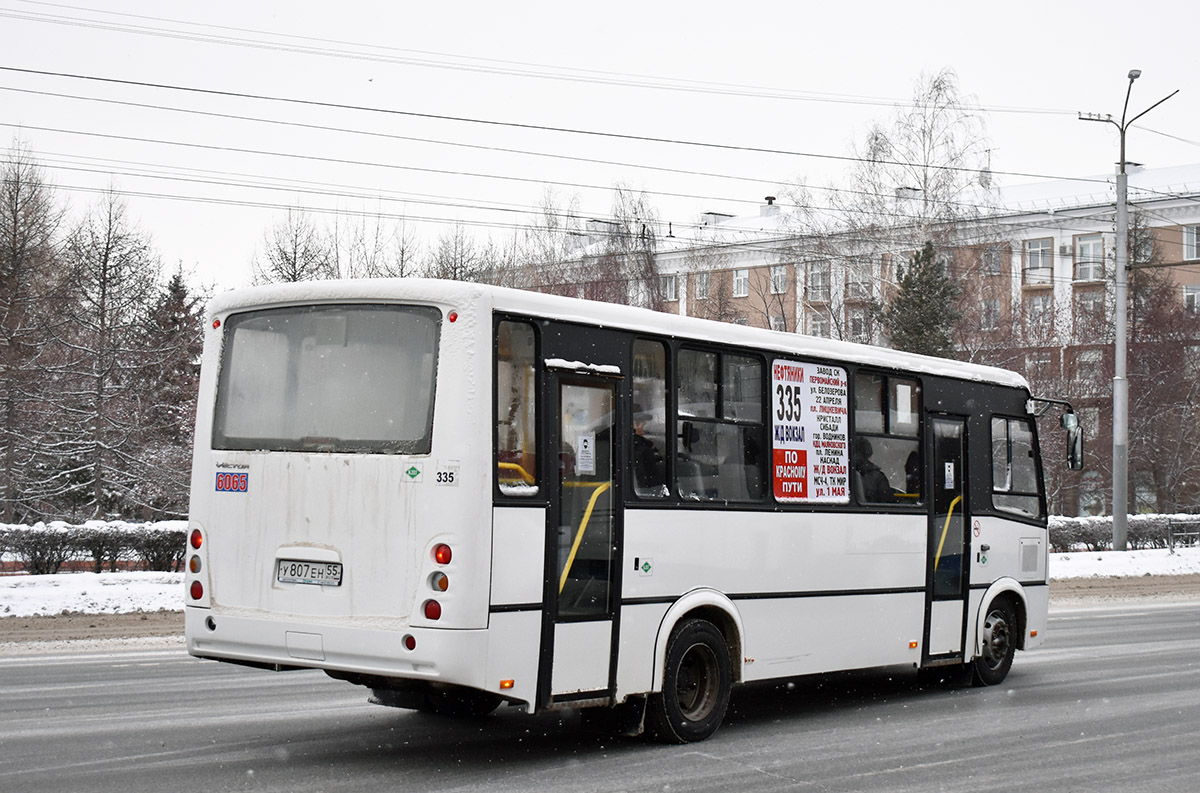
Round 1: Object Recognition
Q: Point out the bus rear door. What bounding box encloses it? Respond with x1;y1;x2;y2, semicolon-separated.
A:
541;364;621;707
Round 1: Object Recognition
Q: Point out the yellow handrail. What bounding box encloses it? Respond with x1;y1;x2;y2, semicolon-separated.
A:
558;481;611;594
497;461;535;484
934;494;963;570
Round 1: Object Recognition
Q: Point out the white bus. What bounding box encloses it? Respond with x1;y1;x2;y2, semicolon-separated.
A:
185;278;1081;742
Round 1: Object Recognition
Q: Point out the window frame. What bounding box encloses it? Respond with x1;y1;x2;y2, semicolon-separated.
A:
1024;239;1053;285
1074;234;1105;281
494;318;541;500
732;268;750;298
674;346;766;503
769;264;787;295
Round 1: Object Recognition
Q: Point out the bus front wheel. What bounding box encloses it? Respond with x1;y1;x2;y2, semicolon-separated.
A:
646;618;731;743
973;597;1017;686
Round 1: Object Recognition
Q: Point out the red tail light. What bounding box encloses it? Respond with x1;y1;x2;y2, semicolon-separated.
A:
190;581;204;600
190;529;203;549
424;600;442;620
433;544;452;565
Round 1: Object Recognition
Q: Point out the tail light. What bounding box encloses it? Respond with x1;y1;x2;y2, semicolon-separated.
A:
424;600;442;621
190;580;204;600
433;543;452;565
190;529;203;549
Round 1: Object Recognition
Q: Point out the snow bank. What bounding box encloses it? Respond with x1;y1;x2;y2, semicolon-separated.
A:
0;572;183;618
1049;546;1200;579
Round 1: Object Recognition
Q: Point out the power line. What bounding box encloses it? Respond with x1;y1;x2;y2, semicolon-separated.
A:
0;66;1109;186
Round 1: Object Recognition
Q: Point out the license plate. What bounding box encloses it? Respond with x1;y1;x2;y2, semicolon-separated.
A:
276;559;343;586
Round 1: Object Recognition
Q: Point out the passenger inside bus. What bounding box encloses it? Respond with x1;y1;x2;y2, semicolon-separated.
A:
852;437;893;503
631;404;667;495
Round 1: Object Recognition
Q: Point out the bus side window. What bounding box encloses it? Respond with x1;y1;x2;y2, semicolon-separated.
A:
991;416;1042;518
676;349;764;503
853;374;922;506
632;340;669;498
496;321;538;497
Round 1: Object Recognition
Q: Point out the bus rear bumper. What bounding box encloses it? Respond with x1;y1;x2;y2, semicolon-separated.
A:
186;607;493;692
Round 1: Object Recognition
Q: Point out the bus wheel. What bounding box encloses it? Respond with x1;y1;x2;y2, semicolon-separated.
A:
973;597;1017;686
647;619;731;743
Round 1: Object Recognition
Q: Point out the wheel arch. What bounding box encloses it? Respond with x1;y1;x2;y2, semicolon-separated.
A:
651;589;744;691
975;578;1028;654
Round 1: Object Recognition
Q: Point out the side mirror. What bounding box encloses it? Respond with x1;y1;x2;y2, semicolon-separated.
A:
1061;412;1084;471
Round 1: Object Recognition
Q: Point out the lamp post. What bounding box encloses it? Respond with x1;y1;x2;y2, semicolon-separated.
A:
1080;71;1178;551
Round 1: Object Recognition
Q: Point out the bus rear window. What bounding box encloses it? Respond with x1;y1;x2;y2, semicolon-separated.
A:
213;304;440;454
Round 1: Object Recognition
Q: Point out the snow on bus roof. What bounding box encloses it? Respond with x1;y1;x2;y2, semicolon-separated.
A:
209;278;1029;390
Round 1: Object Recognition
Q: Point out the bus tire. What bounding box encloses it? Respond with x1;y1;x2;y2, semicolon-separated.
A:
973;597;1017;686
646;619;731;743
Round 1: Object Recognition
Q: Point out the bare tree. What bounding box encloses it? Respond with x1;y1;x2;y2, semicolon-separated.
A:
61;188;162;518
0;139;67;522
519;189;586;293
836;68;994;248
427;222;484;282
253;207;333;284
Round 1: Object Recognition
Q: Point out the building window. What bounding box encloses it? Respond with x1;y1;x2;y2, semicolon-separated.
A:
1074;290;1105;328
1025;239;1053;285
848;307;868;343
659;274;678;301
1185;284;1200;314
1075;349;1104;385
770;265;787;295
1185;225;1200;260
695;272;710;300
1077;471;1105;517
1185;344;1200;378
981;298;1000;331
1025;350;1054;375
982;245;1005;275
1134;471;1157;514
808;312;830;338
769;315;787;332
1078;406;1100;441
732;269;749;298
847;263;871;300
1075;235;1104;281
1025;293;1052;336
808;262;830;302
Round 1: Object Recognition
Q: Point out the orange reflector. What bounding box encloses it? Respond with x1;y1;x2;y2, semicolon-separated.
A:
1030;630;1038;638
500;679;515;690
909;641;919;649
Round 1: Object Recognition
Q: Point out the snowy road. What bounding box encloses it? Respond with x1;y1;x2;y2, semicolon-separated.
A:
1;601;1198;793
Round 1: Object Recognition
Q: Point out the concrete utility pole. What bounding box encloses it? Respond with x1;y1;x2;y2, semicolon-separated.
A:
1079;71;1178;551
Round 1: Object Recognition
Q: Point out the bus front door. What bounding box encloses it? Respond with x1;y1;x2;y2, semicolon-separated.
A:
925;416;969;661
543;376;618;703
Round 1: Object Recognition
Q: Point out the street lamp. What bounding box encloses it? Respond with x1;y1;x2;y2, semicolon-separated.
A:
1079;71;1178;551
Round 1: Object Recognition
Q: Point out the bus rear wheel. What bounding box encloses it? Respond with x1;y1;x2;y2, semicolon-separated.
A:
973;597;1017;686
646;619;731;743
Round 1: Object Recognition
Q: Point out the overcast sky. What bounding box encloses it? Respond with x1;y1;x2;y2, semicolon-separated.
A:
3;0;1197;291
